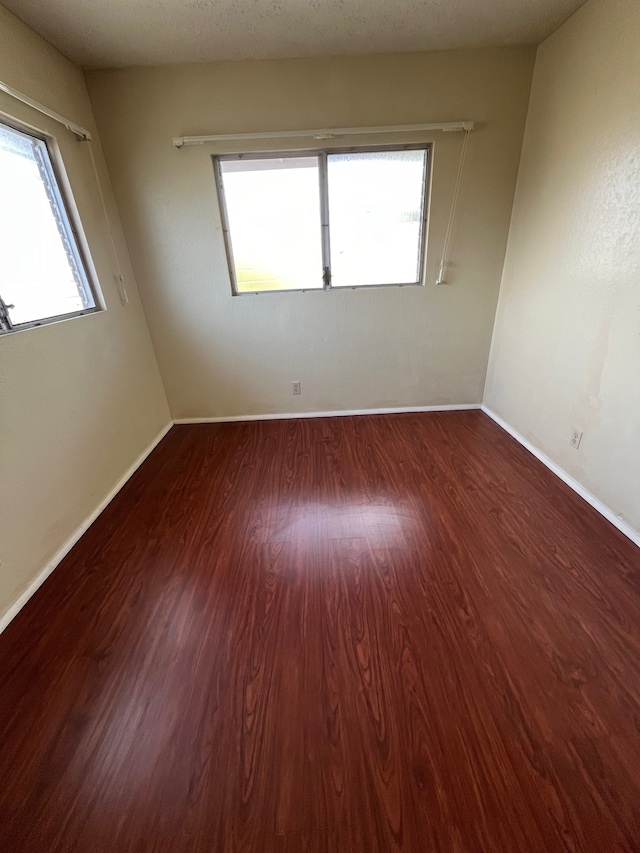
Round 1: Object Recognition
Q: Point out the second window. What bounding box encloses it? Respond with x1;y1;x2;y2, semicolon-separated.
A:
214;145;430;294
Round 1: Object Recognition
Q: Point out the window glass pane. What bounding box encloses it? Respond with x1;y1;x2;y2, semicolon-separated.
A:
219;156;324;293
327;149;427;287
0;122;94;327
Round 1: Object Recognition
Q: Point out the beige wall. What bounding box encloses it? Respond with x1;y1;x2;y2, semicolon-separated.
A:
87;48;535;420
0;6;171;623
484;0;640;535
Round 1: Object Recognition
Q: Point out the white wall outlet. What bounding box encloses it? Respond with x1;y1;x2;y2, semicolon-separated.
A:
291;381;301;396
570;428;583;450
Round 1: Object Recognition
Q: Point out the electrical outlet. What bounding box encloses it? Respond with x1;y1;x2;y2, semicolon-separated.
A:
570;428;583;450
291;381;301;396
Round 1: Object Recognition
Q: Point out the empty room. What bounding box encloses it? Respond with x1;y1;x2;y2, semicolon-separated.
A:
0;0;639;849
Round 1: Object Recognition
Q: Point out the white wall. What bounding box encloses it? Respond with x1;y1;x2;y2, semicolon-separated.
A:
87;48;535;420
0;6;171;623
484;0;640;535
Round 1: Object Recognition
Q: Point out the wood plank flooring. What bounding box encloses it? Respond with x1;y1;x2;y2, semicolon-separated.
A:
1;411;639;852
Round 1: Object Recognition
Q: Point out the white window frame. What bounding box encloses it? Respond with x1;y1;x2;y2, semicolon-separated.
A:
213;143;432;296
0;116;101;334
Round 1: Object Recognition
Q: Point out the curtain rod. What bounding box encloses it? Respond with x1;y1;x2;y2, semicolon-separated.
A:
173;121;474;148
0;79;92;141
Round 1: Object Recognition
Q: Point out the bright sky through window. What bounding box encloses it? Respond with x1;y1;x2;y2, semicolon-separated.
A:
215;146;429;294
0;121;95;331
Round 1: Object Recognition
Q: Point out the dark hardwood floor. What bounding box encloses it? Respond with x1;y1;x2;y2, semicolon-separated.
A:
1;411;639;852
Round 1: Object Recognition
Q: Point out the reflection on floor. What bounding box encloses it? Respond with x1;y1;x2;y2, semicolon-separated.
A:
1;411;639;852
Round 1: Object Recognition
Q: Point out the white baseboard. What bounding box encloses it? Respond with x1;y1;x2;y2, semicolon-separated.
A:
0;421;174;635
174;403;481;424
6;403;634;635
481;405;640;548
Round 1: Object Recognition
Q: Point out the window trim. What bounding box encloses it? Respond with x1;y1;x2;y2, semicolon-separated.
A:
213;143;432;296
0;116;101;334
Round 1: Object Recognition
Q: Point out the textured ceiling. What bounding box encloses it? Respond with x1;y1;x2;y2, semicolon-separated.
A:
2;0;588;69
